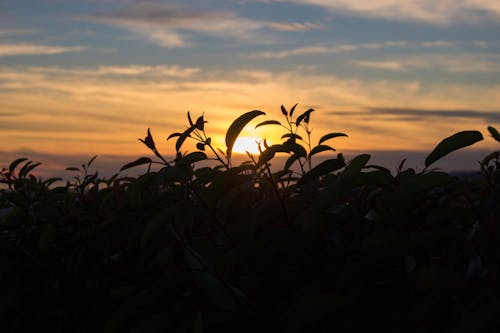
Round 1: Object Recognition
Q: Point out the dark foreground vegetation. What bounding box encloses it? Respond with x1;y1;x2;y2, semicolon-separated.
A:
1;106;500;332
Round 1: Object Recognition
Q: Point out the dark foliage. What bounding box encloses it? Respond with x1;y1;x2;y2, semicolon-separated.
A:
1;105;500;332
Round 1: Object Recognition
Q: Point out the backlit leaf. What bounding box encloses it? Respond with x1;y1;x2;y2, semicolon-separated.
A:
120;157;152;172
225;110;265;159
425;130;483;167
254;120;281;129
488;126;500;142
318;132;348;145
309;145;335;158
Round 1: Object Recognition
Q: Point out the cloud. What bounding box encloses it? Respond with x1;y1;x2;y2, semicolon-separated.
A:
0;43;87;56
331;107;500;123
1;65;499;157
278;0;500;25
352;53;500;73
246;40;455;59
353;61;405;71
86;1;322;48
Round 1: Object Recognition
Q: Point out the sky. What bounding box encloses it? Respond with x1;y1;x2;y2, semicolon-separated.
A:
1;0;500;176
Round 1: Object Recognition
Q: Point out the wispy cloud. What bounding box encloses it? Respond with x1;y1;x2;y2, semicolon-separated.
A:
246;40;454;59
353;54;500;73
0;43;87;56
331;107;500;123
86;1;322;48
278;0;500;25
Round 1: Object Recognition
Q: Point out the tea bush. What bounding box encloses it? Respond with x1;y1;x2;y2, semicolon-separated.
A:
1;106;499;332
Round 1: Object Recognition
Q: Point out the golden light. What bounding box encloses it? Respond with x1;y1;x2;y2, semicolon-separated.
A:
232;136;263;155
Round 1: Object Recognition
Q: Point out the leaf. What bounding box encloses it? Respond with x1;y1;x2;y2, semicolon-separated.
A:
195;114;205;131
19;161;41;178
298;158;346;185
281;105;287;116
225;110;265;159
66;167;81;172
296;108;314;126
120;157;152;172
290;103;298;117
176;126;196;152
138;128;156;151
282;133;303;141
87;155;98;167
167;132;182;140
425;130;483;167
254;120;281;129
176;152;207;166
488;126;500;142
284;154;301;171
196;142;205;151
9;158;28;174
187;111;194;126
318;132;348;145
309;145;335;158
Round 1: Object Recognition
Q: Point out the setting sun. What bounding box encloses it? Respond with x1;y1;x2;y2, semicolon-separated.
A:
232;136;263;155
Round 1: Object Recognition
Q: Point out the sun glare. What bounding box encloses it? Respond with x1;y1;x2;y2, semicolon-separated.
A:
232;136;263;155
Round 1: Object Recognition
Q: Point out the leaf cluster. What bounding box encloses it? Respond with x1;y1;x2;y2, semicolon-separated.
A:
1;106;500;332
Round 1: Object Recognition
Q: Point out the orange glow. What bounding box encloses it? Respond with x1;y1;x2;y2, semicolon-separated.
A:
232;136;263;155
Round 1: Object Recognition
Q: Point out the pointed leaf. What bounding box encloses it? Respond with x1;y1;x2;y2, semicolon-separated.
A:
66;167;81;172
120;157;152;172
488;126;500;142
290;103;298;117
309;145;335;158
225;110;265;158
318;132;348;145
281;105;287;116
9;158;28;174
284;154;301;171
298;158;346;185
87;155;98;167
167;132;182;140
19;161;41;178
425;130;483;167
255;120;281;129
195;114;205;131
187;111;194;126
282;133;303;141
296;108;314;126
176;127;196;152
176;152;207;166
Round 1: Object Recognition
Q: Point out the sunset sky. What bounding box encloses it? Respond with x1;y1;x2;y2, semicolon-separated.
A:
1;0;500;176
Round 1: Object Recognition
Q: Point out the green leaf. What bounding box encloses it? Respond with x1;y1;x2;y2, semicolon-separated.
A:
425;130;483;167
488;126;500;142
225;110;265;159
254;120;281;129
120;157;152;172
9;158;28;174
318;132;348;145
308;145;335;158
